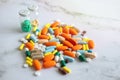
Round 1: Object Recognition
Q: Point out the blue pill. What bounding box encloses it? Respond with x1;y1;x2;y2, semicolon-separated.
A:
48;28;54;34
63;56;74;62
45;46;56;50
44;48;55;53
30;36;38;43
49;38;59;42
77;50;86;54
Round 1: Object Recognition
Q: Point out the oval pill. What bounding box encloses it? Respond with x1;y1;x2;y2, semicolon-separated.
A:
63;50;76;58
41;27;48;35
72;44;82;51
38;35;49;40
43;60;56;68
69;28;78;35
54;28;60;36
67;38;77;45
62;40;73;48
51;21;60;28
61;33;71;40
88;40;95;49
56;46;68;51
33;59;42;70
43;54;54;61
44;42;57;46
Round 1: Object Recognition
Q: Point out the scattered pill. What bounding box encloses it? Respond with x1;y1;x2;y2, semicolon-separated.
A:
18;20;97;76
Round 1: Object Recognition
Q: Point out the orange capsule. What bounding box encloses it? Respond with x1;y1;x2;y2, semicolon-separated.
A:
33;59;42;70
88;40;95;49
62;27;69;34
41;27;48;35
25;42;34;50
43;54;54;61
43;60;56;68
56;46;68;51
63;50;76;58
62;40;73;48
61;33;71;40
72;44;82;51
51;21;60;28
69;28;78;35
44;42;57;46
67;38;77;45
54;28;60;36
38;35;49;40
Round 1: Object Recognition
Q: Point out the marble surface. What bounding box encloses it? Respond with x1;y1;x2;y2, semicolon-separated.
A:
0;0;120;80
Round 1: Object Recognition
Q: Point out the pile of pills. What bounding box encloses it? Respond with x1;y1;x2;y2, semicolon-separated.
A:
19;20;96;76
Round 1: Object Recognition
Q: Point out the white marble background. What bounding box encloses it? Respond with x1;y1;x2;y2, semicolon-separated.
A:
0;0;120;80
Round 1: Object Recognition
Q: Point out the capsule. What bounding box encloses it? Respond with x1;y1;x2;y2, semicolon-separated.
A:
45;46;56;50
33;59;42;70
62;66;71;73
43;54;54;61
26;33;31;39
44;48;55;53
48;28;54;34
43;60;56;68
63;55;74;62
19;43;25;50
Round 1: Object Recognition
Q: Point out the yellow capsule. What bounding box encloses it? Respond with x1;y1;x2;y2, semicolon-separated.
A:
49;35;53;40
83;38;90;42
33;26;37;32
26;60;32;66
26;33;31;39
52;27;58;30
62;66;71;73
60;27;62;33
38;31;41;36
56;44;63;47
83;44;86;50
44;52;52;56
45;23;51;28
52;50;58;55
30;40;34;46
19;43;25;50
26;57;33;62
85;44;89;50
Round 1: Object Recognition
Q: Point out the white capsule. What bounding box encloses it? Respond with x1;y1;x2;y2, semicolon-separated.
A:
34;71;40;76
23;40;28;43
75;52;81;57
55;56;60;62
25;48;29;51
55;63;61;68
20;38;26;42
23;63;28;68
59;55;64;61
59;51;63;54
86;58;92;62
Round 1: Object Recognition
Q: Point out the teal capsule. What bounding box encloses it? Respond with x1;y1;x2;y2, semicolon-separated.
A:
44;48;55;53
78;54;87;62
87;50;92;53
25;51;31;57
60;60;66;67
63;56;74;62
45;46;56;50
48;28;54;34
55;52;60;56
